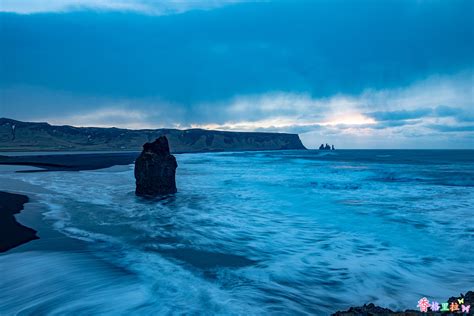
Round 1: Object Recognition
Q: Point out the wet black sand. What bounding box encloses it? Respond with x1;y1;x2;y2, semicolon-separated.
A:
0;191;38;252
0;152;139;251
0;152;139;172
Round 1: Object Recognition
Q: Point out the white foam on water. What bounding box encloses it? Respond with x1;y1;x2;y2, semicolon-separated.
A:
1;151;473;314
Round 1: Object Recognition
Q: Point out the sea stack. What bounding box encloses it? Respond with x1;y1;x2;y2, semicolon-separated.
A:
134;136;178;196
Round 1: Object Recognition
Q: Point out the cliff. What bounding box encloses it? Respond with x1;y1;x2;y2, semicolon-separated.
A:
0;118;306;152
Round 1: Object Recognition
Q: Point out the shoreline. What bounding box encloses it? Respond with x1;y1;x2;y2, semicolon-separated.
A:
0;191;38;252
0;152;138;172
0;149;307;172
0;177;86;254
1;149;473;173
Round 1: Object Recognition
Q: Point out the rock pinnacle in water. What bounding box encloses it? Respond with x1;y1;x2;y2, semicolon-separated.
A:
134;136;178;196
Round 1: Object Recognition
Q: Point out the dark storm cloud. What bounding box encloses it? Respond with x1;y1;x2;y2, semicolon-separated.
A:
434;106;474;123
371;120;421;129
428;124;474;133
366;109;433;122
1;0;472;104
365;105;474;126
1;0;473;148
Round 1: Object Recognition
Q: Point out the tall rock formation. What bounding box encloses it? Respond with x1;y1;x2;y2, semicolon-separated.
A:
134;136;178;196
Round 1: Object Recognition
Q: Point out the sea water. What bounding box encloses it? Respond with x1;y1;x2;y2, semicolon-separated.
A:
1;150;473;315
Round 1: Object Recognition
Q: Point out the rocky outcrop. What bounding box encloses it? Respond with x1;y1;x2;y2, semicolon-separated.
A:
319;143;335;150
134;136;178;196
332;291;474;315
332;303;394;316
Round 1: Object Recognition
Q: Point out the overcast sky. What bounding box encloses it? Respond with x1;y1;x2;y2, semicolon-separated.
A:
0;0;473;148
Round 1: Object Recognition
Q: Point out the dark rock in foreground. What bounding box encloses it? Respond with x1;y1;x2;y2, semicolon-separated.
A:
135;136;178;196
332;303;395;316
332;291;474;315
0;191;38;252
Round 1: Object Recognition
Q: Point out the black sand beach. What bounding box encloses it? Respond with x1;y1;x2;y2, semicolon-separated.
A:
0;153;138;251
0;152;139;172
0;152;141;253
0;191;38;252
0;155;105;253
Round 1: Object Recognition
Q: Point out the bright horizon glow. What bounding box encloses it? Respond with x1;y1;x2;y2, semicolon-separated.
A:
319;114;376;127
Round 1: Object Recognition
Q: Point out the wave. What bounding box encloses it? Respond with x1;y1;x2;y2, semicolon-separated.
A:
1;150;473;314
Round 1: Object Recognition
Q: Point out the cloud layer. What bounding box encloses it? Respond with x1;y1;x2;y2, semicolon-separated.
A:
1;0;472;148
0;0;246;15
3;72;472;148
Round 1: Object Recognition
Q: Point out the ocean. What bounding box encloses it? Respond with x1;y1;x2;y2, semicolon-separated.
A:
1;150;473;315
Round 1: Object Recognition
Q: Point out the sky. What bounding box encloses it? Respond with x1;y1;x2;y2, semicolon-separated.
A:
0;0;473;149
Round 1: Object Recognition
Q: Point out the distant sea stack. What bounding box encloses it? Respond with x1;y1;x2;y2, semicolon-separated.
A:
134;136;178;196
319;143;335;150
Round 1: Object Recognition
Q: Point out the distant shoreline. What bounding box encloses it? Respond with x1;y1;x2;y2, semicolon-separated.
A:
0;152;138;172
1;149;473;173
0;149;308;172
1;149;473;155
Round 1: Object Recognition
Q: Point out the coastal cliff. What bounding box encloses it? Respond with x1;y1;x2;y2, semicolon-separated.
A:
0;118;306;152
